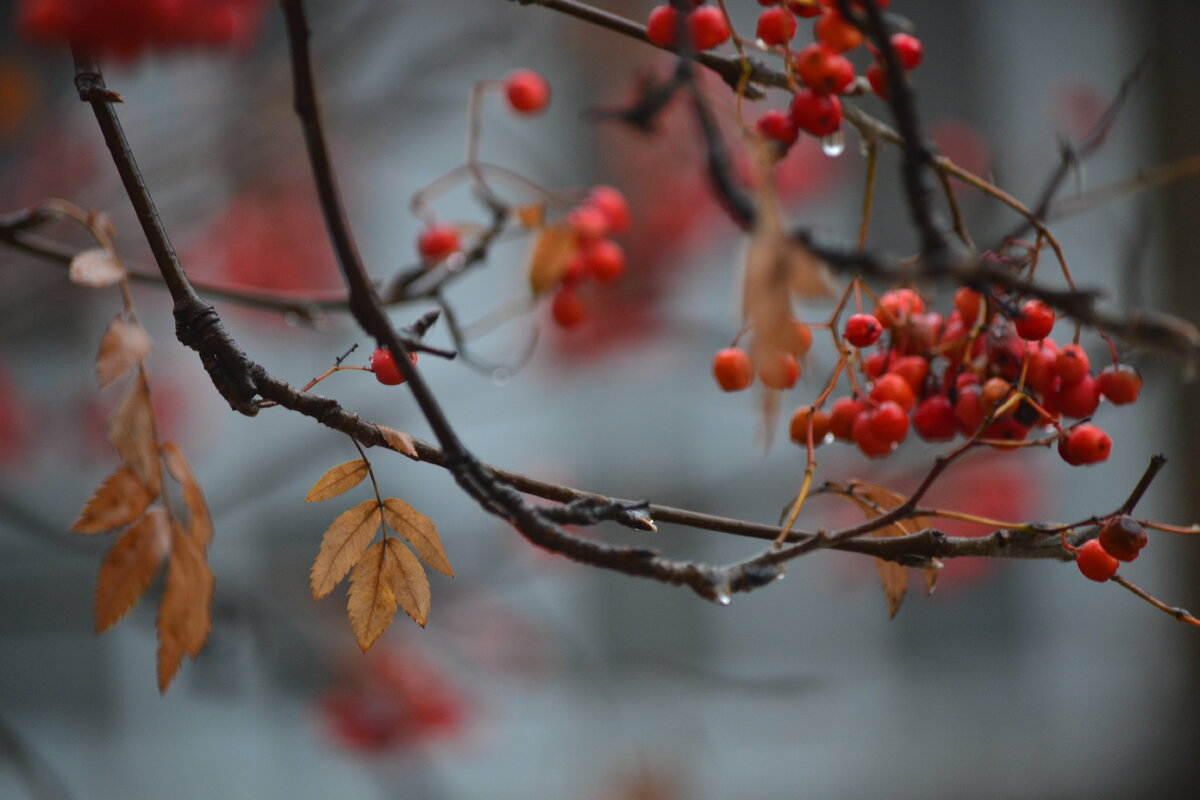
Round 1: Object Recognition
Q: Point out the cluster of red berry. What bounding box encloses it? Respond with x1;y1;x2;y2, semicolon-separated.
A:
1075;515;1149;582
645;2;732;52
713;284;1142;468
17;0;267;61
549;185;632;329
749;0;923;152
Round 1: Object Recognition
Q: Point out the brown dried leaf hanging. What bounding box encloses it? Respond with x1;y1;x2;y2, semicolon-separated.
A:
95;314;152;388
382;498;453;577
69;247;126;288
71;464;156;534
156;522;214;692
304;459;369;503
106;371;160;494
347;540;399;652
527;225;578;296
94;508;169;633
310;500;382;600
835;481;933;619
376;425;418;459
160;441;213;549
383;537;431;627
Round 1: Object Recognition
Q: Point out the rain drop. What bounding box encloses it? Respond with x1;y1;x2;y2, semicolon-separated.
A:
491;367;512;386
821;130;845;157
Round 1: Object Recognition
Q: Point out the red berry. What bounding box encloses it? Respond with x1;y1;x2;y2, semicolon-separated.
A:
567;205;609;239
869;400;909;444
913;395;958;441
953;287;983;323
853;412;893;458
829;397;865;441
1098;364;1142;405
1015;299;1055;341
504;70;550;115
789;406;831;446
646;6;678;47
1056;344;1090;385
759;351;801;390
866;62;889;99
1024;343;1059;393
887;355;929;393
864;351;888;381
1056;374;1100;419
1063;423;1111;466
370;347;417;386
982;417;1029;446
1098;515;1149;563
789;89;843;137
756;7;796;46
551;287;587;328
689;6;731;50
586;186;631;234
843;313;882;347
756;110;799;149
813;10;862;52
793;44;854;95
870;373;915;412
712;348;754;392
873;288;925;329
1076;539;1119;582
789;320;814;356
581;239;625;283
417;225;460;262
889;33;923;69
954;385;986;435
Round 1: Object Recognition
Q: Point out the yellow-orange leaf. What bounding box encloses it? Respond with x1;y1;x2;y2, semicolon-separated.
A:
383;538;430;627
95;314;152;388
94;508;169;633
377;425;418;459
106;371;160;494
160;441;213;549
382;498;453;577
527;225;577;296
69;247;126;288
71;464;156;534
305;459;368;503
515;203;545;228
347;540;399;652
311;500;382;600
156;522;213;692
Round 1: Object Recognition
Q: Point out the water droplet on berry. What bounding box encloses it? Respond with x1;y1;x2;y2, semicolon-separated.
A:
821;130;845;157
755;38;769;49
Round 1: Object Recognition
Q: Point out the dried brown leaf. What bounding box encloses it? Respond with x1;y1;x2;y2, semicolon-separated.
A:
69;247;126;288
377;425;418;459
156;522;213;692
347;540;398;651
160;441;213;549
94;508;169;633
305;459;369;503
71;464;156;534
95;314;152;388
383;538;431;627
106;372;160;494
382;498;453;577
527;225;578;296
311;499;382;600
837;481;932;620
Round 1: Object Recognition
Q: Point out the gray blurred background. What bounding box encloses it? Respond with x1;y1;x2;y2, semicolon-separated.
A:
3;1;1200;798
